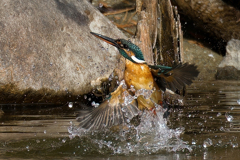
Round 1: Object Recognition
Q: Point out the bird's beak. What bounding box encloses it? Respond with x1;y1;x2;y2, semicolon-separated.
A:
90;32;120;48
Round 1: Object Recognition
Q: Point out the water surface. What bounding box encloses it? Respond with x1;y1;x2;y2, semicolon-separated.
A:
1;80;240;159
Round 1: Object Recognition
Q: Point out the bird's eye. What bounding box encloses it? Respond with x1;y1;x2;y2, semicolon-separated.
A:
123;44;128;48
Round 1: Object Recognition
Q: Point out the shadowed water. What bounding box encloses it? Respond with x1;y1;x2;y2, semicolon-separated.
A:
0;80;240;159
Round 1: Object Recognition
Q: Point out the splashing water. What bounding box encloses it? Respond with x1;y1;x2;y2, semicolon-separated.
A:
121;80;155;106
225;113;234;122
68;81;191;155
68;108;191;155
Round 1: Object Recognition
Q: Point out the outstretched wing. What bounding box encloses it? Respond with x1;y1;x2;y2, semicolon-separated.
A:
149;63;199;92
77;82;139;130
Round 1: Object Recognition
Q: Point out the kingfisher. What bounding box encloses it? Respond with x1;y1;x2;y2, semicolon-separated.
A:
77;32;199;130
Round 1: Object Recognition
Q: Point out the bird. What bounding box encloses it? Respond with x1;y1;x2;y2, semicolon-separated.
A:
77;32;199;130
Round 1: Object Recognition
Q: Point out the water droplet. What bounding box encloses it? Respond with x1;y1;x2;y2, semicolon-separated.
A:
95;103;99;108
68;102;73;108
192;139;196;145
91;101;99;108
225;113;233;122
26;145;30;151
232;143;238;148
99;3;103;8
237;99;240;105
203;138;213;148
220;126;225;131
62;139;66;143
217;112;221;117
128;85;135;92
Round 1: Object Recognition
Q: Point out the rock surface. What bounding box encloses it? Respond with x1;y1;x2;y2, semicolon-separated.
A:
216;66;240;80
182;39;223;81
218;39;240;70
217;39;240;80
0;0;126;103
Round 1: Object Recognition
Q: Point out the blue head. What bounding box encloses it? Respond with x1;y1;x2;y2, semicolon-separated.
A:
90;32;146;64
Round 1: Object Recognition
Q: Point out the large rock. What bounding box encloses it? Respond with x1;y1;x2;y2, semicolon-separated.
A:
216;39;240;80
218;39;240;70
0;0;126;103
182;39;223;80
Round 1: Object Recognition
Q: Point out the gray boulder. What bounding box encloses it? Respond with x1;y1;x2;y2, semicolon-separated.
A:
218;39;240;70
217;39;240;80
0;0;126;103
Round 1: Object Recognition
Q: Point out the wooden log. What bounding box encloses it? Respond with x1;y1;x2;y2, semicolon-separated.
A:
173;0;240;41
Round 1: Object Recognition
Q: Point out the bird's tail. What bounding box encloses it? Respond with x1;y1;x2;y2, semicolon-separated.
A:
149;63;199;92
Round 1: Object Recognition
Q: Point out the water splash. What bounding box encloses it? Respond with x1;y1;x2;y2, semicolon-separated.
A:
68;81;191;155
203;138;213;148
68;102;73;108
225;113;233;122
68;107;191;155
237;99;240;105
120;80;155;106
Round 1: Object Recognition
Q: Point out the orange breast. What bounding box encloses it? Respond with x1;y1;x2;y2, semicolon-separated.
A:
124;60;163;110
124;60;154;90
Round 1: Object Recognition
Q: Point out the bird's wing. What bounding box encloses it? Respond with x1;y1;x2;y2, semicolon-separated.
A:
77;82;139;130
149;63;199;92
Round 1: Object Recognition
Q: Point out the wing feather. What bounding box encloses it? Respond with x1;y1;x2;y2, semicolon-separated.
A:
77;83;139;130
150;63;199;91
